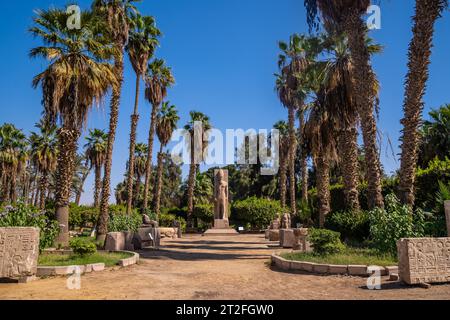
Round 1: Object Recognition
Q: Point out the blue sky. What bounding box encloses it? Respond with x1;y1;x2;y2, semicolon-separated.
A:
0;1;449;205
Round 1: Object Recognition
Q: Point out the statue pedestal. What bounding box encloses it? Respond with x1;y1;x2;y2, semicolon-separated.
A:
203;219;239;236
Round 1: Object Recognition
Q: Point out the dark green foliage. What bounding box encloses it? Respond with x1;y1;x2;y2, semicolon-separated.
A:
69;204;99;228
369;194;426;256
231;197;282;230
70;238;97;257
193;204;214;223
325;210;370;243
308;228;346;255
159;213;187;232
108;212;142;232
162;207;188;220
0;203;59;251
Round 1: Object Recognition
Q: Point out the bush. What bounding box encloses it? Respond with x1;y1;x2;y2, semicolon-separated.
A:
159;213;187;232
308;228;346;255
369;194;426;255
162;207;188;220
108;213;142;232
325;210;370;243
193;204;214;223
0;203;59;251
70;238;97;256
69;204;98;229
231;197;281;230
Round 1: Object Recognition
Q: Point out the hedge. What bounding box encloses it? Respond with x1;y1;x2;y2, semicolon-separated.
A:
231;197;282;230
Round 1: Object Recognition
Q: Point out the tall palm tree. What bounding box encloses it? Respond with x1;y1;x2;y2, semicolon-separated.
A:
133;143;148;207
304;0;384;209
30;8;118;246
143;59;175;210
29;120;58;209
125;13;161;215
154;102;180;216
73;154;91;206
184;111;212;226
276;34;321;216
0;124;27;204
297;106;310;203
93;0;137;242
85;129;109;208
304;93;338;227
399;0;448;207
273;121;290;209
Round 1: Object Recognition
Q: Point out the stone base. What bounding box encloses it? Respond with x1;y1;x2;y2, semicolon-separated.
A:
268;230;280;241
214;219;230;229
203;228;239;236
279;229;296;248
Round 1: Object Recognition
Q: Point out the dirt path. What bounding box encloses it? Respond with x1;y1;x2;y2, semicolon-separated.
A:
1;234;449;300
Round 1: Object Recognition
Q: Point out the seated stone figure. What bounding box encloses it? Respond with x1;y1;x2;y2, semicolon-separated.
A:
142;214;159;228
269;217;281;230
281;213;291;229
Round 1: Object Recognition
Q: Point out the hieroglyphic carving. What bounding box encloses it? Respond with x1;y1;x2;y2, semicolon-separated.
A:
397;238;450;285
0;228;40;278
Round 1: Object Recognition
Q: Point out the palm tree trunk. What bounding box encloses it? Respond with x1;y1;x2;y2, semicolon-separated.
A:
288;106;297;214
39;172;49;210
279;152;288;208
97;52;124;243
299;111;308;202
187;142;196;227
316;157;330;228
10;169;17;203
126;74;141;215
399;0;442;207
344;10;384;209
339;127;361;211
75;170;90;206
143;103;159;210
134;172;141;207
55;127;80;247
94;164;102;208
153;144;165;217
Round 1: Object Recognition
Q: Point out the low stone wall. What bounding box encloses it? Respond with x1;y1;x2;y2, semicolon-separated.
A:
37;251;140;277
271;253;397;277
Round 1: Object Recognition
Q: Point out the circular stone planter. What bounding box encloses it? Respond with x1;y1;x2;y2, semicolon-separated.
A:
37;250;140;277
271;253;398;278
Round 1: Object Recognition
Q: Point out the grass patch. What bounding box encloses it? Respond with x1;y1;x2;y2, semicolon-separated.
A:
38;252;133;267
281;248;397;266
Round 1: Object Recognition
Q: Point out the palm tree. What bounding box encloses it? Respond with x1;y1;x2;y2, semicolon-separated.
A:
133;143;148;207
85;129;109;208
184;111;212;226
276;34;321;216
297;106;310;203
273;121;289;209
0;124;27;204
304;0;384;209
143;59;175;210
29;120;58;209
399;0;448;207
304;93;338;227
154;102;180;216
125;13;161;215
93;0;137;243
73;154;91;206
30;8;118;246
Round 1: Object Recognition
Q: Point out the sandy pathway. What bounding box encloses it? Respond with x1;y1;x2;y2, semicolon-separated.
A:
1;234;449;300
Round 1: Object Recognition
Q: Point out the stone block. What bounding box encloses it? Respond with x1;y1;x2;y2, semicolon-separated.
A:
0;227;40;279
313;264;329;274
398;237;450;285
265;230;270;239
268;230;280;242
386;266;399;276
445;201;450;237
159;227;178;239
348;265;368;276
279;229;295;248
290;261;304;271
105;232;125;251
301;262;316;273
328;265;348;275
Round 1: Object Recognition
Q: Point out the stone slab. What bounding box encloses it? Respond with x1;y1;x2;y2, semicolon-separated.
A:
0;227;40;279
268;230;280;242
313;264;329;274
203;229;239;236
348;265;368;276
265;230;270;239
397;237;450;285
329;265;348;275
279;229;296;248
159;228;179;239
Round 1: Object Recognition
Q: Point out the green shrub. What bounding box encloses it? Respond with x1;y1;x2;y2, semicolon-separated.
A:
325;210;370;242
308;228;345;255
193;204;214;223
108;213;142;232
162;207;188;220
231;197;281;229
70;238;97;256
0;203;59;251
142;208;158;221
69;204;98;229
159;214;187;232
369;194;426;255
